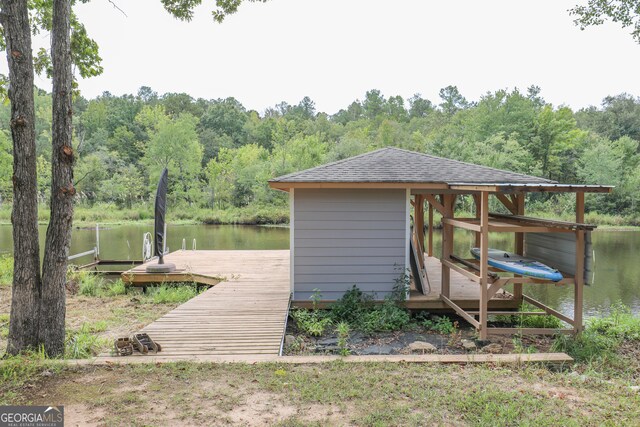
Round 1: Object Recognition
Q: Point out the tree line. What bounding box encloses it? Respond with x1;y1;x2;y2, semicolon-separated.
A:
1;85;638;218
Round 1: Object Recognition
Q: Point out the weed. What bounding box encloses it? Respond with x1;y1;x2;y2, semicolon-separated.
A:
290;309;332;337
310;288;322;310
144;284;201;304
65;323;110;359
70;270;107;297
335;322;350;356
552;302;640;378
423;315;456;334
104;279;127;296
358;303;411;333
329;285;374;324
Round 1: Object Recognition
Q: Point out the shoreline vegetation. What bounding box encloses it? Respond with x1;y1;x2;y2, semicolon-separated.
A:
2;87;640;234
0;203;639;229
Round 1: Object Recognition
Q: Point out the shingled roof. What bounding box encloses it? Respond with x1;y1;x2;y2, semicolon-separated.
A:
270;147;555;185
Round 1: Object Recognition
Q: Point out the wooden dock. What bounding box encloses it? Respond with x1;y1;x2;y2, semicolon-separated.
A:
105;249;519;361
98;250;291;361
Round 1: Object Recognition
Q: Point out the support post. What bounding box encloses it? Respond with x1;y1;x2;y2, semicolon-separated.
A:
513;193;525;302
479;191;490;340
574;192;585;333
415;195;424;254
428;202;433;257
473;194;481;248
440;194;454;299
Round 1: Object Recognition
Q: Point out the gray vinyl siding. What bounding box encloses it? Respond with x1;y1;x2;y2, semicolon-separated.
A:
293;188;407;301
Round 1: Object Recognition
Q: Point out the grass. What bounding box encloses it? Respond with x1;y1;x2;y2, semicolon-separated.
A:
145;284;202;304
65;322;111;359
2;361;639;425
0;255;12;286
552;302;640;380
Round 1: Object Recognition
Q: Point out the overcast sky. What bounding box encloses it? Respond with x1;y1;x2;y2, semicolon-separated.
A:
23;0;640;114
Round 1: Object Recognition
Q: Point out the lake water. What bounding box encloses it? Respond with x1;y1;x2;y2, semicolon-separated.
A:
0;223;638;318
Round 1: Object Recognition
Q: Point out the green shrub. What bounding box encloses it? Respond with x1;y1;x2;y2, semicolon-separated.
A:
358;303;411;333
329;285;374;324
423;316;456;334
588;301;640;340
290;308;332;337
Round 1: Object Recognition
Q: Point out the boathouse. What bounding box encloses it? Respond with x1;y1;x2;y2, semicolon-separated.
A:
269;147;612;338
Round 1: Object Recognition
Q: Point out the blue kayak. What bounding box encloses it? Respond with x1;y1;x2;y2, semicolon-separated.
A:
470;248;563;282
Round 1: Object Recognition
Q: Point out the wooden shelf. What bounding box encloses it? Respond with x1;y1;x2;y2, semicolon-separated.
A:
443;217;578;233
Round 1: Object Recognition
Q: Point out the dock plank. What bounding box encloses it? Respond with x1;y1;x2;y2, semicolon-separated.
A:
101;250;290;360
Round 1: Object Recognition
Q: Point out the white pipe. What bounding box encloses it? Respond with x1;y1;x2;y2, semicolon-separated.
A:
95;223;100;257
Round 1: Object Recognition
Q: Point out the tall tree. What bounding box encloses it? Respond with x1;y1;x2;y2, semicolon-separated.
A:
439;85;469;115
1;0;42;354
38;0;74;356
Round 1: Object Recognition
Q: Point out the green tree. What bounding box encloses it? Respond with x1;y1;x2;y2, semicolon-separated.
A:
142;113;204;203
571;0;640;43
439;85;469;115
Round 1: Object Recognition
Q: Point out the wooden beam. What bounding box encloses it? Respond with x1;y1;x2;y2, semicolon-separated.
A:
442;218;482;232
442;259;482;283
466;311;551;316
441;295;481;329
522;294;575;326
473;194;481;247
574;192;585;333
487;328;575;335
496;193;517;214
479;191;490;340
87;352;574;365
440;194;454;298
489;212;596;230
513;193;525;302
449;254;499;280
424;194;445;215
487;279;508;300
427;202;433;257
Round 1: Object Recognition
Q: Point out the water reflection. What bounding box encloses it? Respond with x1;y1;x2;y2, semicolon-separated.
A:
0;224;637;317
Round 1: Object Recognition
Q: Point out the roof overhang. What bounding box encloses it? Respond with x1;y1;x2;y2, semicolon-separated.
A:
268;181;449;192
448;183;614;193
269;181;614;194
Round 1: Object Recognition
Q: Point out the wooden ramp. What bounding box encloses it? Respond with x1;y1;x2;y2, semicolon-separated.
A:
97;250;290;361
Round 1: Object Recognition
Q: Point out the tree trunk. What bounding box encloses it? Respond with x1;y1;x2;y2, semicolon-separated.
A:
39;0;74;357
1;0;42;354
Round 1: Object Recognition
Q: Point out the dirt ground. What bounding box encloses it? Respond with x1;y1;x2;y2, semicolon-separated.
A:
0;285;179;356
9;361;640;426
